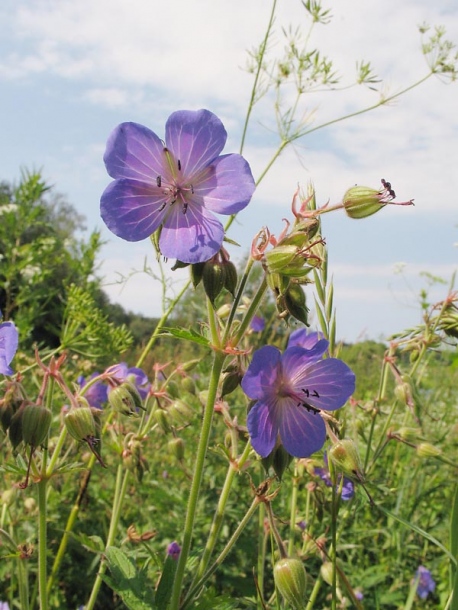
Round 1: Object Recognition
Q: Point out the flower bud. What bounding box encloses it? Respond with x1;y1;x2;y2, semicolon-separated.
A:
273;557;307;610
21;404;52;448
262;444;293;480
64;407;97;442
221;369;243;397
168;399;193;427
190;262;205;288
202;261;226;304
343;185;386;219
396;427;419;442
328;439;364;480
8;405;24;450
416;442;442;458
168;437;185;461
154;408;171;433
223;260;238;296
320;561;334;586
181;377;196;395
283;283;309;325
108;382;144;416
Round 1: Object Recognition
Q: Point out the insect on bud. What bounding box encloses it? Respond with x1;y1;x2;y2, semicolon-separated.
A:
273;557;307;610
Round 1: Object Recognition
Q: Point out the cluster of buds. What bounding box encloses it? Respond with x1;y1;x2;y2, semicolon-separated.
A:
191;248;238;305
252;189;325;325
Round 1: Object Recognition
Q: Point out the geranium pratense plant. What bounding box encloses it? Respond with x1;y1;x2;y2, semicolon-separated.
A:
241;343;355;458
100;109;256;263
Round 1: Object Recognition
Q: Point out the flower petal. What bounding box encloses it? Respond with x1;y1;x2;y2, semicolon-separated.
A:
241;345;282;400
247;400;279;457
0;322;18;376
165;109;227;178
288;356;355;412
287;328;327;353
100;179;166;241
159;203;223;263
193;154;255;215
279;401;327;457
104;122;167;181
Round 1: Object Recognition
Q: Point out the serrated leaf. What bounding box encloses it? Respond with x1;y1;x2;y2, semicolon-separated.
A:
102;547;155;610
160;327;210;347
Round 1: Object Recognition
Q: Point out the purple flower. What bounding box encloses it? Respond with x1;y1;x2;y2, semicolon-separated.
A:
0;318;19;376
77;373;108;409
107;362;150;400
241;345;355;458
0;602;10;610
250;315;265;333
167;541;181;560
100;109;255;264
314;454;355;501
414;566;436;599
287;327;326;352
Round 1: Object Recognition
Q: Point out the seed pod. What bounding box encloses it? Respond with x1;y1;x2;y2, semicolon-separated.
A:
273;557;307;610
168;399;193;427
221;369;243;397
181;377;196;395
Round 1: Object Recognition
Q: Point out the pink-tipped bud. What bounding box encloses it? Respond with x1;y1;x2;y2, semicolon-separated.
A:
273;558;307;610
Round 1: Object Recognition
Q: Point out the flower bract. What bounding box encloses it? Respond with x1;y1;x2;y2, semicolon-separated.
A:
241;345;355;458
100;109;255;263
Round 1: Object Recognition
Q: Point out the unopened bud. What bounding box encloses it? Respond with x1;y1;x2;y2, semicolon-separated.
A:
261;444;293;480
190;262;205;288
223;260;238;296
168;437;185;461
181;377;196;395
283;283;309;325
8;405;24;450
273;558;307;610
168;399;193;427
64;407;97;442
328;439;364;480
221;369;243;397
396;427;419;442
108;382;144;416
154;408;171;433
202;261;225;304
416;442;442;458
320;561;334;586
343;186;386;219
22;405;52;448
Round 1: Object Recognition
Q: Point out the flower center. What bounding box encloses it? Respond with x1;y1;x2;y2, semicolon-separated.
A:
156;149;194;214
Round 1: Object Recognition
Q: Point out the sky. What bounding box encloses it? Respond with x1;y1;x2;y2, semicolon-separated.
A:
1;0;457;343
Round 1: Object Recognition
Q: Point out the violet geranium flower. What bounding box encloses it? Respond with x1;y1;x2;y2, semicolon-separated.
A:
414;566;436;599
0;316;19;376
77;373;108;409
241;345;355;458
287;327;326;351
106;362;151;400
100;109;255;264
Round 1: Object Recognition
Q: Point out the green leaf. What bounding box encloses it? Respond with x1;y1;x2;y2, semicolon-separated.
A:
160;327;210;347
155;555;178;610
102;547;155;610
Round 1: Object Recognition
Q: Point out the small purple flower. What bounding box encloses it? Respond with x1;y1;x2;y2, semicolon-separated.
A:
241;345;355;458
250;315;265;333
77;373;108;409
315;455;354;501
287;327;326;352
100;109;255;264
0;318;19;376
167;541;181;560
414;566;436;599
0;602;11;610
107;363;150;400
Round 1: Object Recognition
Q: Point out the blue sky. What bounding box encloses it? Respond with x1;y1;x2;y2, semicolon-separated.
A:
1;0;457;342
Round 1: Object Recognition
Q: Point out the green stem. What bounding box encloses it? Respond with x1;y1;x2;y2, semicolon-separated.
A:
169;349;227;610
287;464;299;557
239;0;278;155
136;278;191;368
257;501;267;610
305;576;322;610
37;479;48;610
182;496;261;609
85;463;130;610
193;442;252;584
